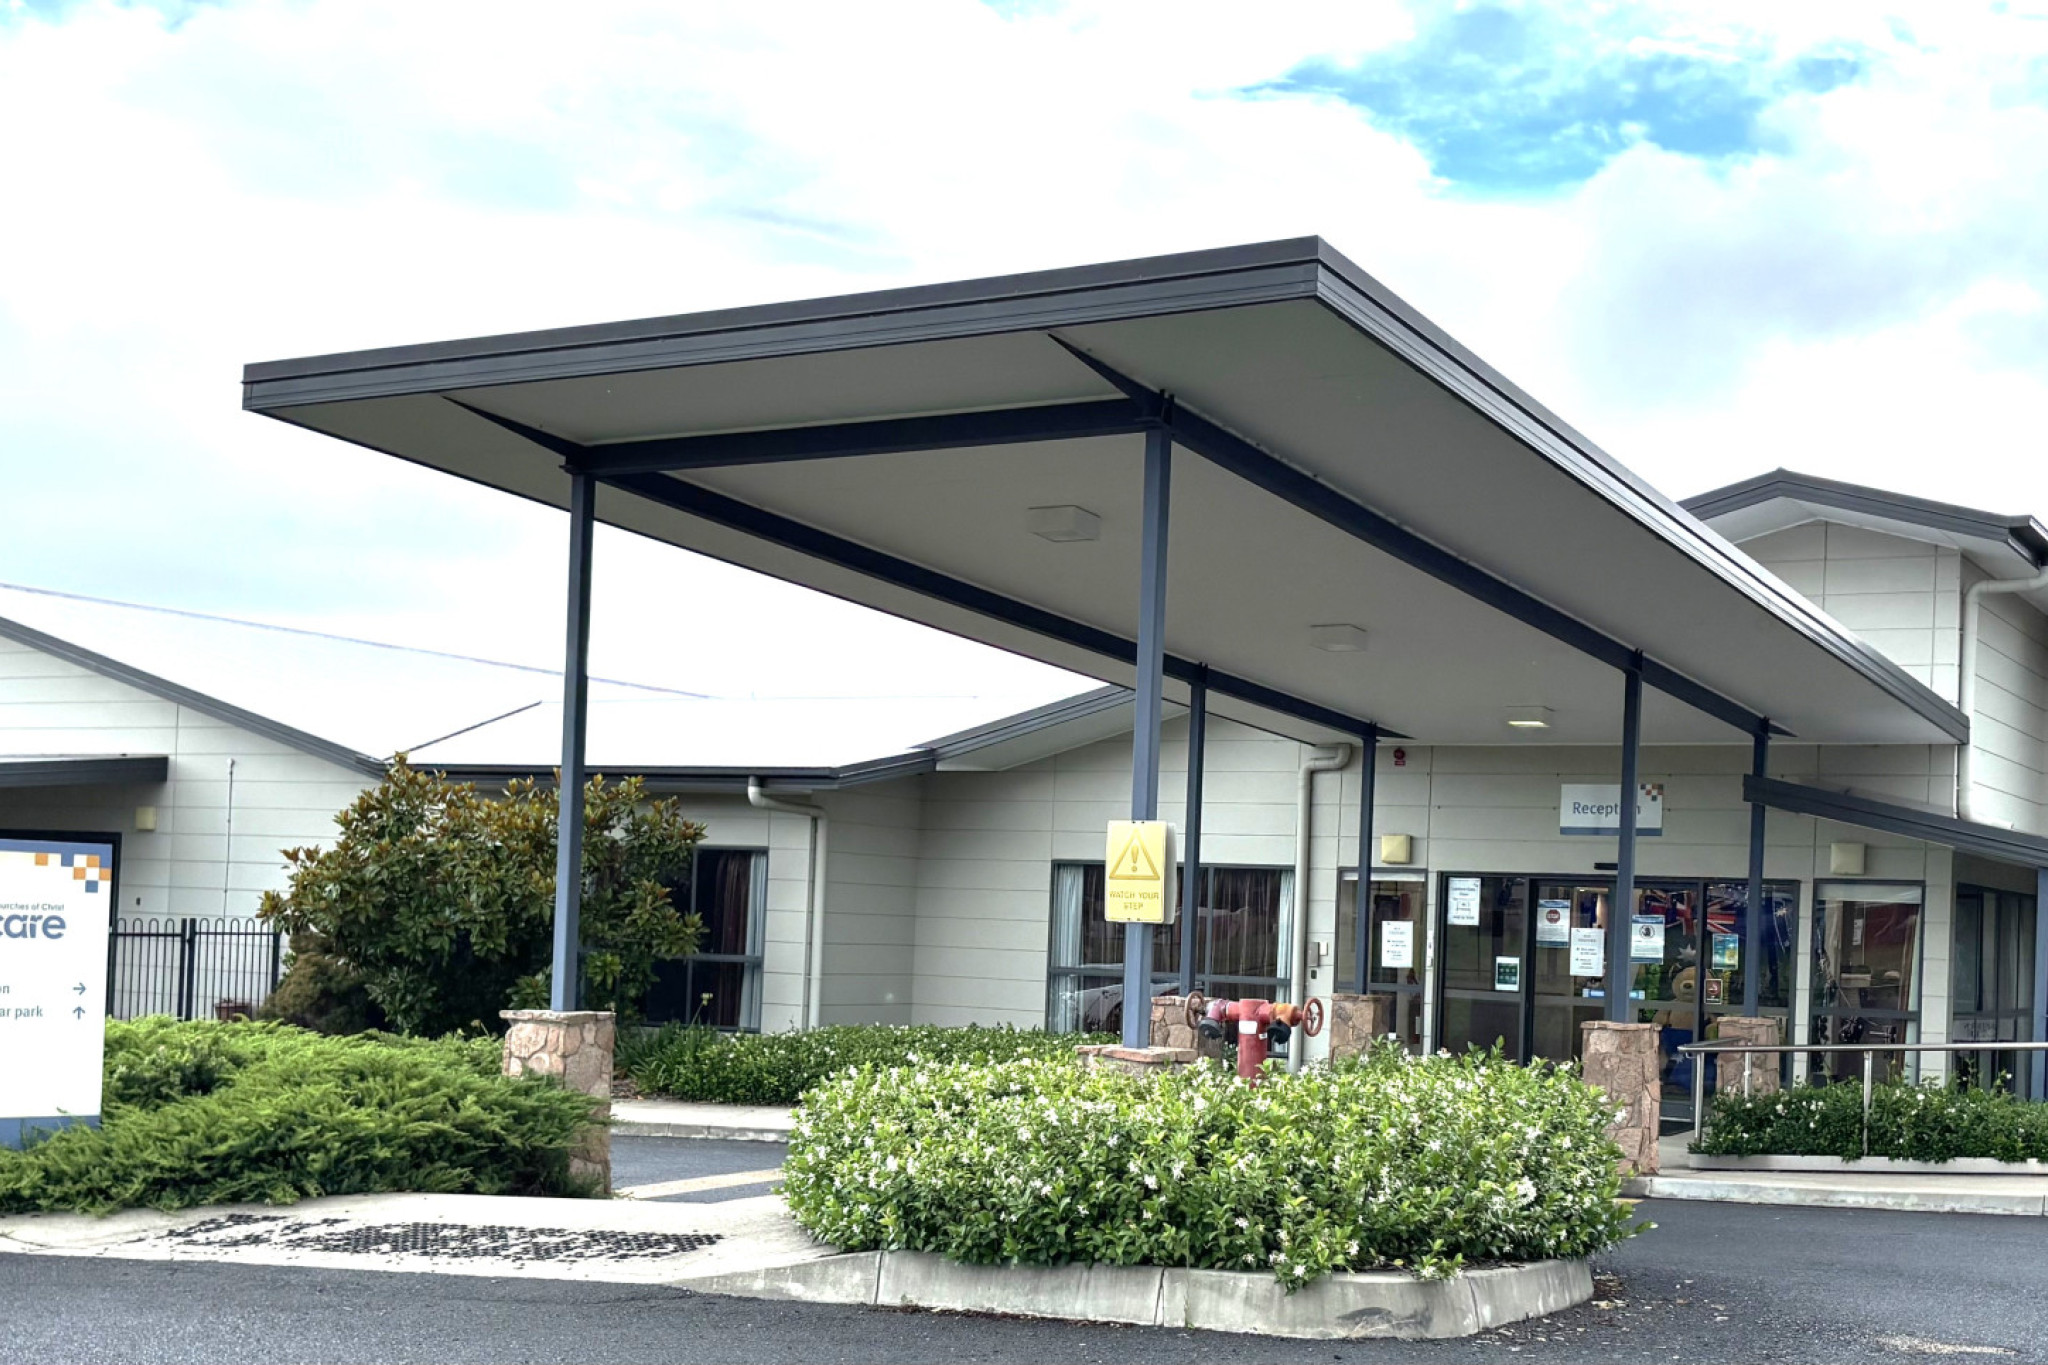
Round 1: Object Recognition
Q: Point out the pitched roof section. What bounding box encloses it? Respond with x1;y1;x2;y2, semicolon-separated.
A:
1685;470;2048;575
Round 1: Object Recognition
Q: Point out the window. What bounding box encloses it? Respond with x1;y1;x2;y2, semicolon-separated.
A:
1811;881;1922;1083
1046;862;1292;1034
1336;874;1426;1049
643;848;766;1030
1953;886;2038;1095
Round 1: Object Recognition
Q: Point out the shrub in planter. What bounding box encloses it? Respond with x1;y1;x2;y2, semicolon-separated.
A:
1696;1080;2048;1162
0;1018;595;1214
623;1023;1110;1107
783;1045;1636;1285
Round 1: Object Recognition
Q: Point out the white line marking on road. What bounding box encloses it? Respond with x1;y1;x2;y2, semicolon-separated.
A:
616;1169;783;1200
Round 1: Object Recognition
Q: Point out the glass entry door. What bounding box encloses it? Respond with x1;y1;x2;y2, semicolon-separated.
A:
1628;885;1702;1116
1530;883;1607;1065
1437;876;1528;1059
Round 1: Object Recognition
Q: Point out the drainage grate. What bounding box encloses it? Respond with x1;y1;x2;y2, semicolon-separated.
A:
167;1213;721;1262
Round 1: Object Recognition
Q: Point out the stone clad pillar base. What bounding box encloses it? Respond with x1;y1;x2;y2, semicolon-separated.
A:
1326;993;1391;1061
1712;1015;1783;1098
1580;1021;1660;1175
1149;995;1225;1060
502;1009;614;1192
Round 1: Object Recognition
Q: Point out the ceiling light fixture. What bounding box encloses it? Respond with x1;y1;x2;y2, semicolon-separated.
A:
1308;624;1369;653
1026;505;1101;542
1505;706;1554;730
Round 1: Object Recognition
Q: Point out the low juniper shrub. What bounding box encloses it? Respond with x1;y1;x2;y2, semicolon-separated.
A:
0;1018;596;1214
782;1043;1638;1286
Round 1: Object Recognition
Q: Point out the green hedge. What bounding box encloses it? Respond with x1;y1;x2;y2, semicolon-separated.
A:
1696;1080;2048;1162
622;1024;1110;1106
0;1018;598;1214
782;1046;1637;1284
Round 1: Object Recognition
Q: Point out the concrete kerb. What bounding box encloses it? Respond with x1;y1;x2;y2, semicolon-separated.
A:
684;1249;1593;1340
610;1100;795;1143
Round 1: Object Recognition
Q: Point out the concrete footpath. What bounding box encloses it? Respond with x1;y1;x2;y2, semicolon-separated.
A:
613;1099;795;1141
1623;1133;2048;1215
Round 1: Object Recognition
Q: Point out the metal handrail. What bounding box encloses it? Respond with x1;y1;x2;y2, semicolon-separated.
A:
1677;1040;2048;1157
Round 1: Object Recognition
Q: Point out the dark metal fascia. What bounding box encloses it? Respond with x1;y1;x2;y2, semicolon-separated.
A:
1056;342;1783;739
1684;470;2048;570
428;753;937;794
1745;774;2048;869
596;470;1387;740
242;240;1328;409
0;756;171;789
455;398;1150;476
1307;265;1971;743
0;614;385;778
917;685;1135;756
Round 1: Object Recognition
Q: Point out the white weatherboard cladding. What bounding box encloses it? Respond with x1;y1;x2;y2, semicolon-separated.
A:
0;637;368;922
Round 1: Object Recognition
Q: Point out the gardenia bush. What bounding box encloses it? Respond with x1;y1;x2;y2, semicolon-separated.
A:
782;1046;1636;1285
622;1023;1108;1106
1696;1080;2048;1163
0;1018;598;1214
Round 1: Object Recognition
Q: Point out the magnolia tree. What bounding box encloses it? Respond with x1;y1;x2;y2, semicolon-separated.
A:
259;761;704;1035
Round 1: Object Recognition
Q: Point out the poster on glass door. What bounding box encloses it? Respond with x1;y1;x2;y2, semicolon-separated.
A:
1569;926;1605;977
1379;919;1414;970
1535;899;1571;945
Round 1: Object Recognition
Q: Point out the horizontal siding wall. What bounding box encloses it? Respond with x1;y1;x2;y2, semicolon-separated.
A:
0;637;371;925
1962;559;2048;836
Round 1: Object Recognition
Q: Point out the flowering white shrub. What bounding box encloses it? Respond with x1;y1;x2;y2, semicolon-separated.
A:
782;1045;1637;1285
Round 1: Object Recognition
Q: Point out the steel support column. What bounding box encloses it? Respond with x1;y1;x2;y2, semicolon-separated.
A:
1122;428;1171;1049
1177;666;1208;996
550;470;596;1012
1607;659;1644;1022
2033;866;2048;1099
1743;729;1770;1016
1352;729;1379;996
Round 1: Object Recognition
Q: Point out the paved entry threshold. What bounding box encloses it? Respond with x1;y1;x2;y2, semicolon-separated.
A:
611;1136;787;1203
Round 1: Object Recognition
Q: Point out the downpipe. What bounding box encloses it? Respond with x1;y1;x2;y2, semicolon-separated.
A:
747;778;828;1029
1958;564;2048;821
1289;743;1352;1072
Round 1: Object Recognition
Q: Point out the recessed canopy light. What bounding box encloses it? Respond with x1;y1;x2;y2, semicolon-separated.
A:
1308;624;1369;653
1026;505;1100;542
1505;706;1554;730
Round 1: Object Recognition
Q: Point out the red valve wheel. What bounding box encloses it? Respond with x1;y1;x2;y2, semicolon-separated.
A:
1302;996;1325;1038
1184;992;1208;1030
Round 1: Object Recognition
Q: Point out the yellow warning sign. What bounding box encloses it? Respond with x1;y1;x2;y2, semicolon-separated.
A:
1104;820;1175;924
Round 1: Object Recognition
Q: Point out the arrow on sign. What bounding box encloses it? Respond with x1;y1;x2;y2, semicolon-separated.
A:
72;1006;86;1019
73;983;86;995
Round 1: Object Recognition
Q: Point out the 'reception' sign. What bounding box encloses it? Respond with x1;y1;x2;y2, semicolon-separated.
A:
0;838;113;1148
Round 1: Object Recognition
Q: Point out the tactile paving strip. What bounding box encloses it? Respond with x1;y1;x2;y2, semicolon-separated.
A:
166;1213;721;1262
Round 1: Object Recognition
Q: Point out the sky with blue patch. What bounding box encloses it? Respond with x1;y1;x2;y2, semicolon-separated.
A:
1258;5;1865;192
0;0;2044;697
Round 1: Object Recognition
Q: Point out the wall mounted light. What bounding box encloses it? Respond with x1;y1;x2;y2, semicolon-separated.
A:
1829;841;1867;876
1505;706;1554;730
134;806;158;832
1308;623;1369;653
1379;833;1413;865
1027;505;1100;542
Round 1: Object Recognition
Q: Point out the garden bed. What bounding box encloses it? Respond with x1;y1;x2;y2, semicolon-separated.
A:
0;1018;599;1214
1693;1079;2048;1166
782;1045;1638;1286
620;1023;1107;1107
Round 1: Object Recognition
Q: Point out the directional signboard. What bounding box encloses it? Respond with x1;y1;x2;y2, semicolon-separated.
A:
1104;820;1175;924
0;837;113;1148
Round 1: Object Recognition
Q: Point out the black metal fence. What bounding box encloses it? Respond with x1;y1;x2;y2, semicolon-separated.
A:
107;917;286;1021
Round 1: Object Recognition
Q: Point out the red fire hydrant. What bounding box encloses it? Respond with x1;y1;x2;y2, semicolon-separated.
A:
1186;993;1324;1082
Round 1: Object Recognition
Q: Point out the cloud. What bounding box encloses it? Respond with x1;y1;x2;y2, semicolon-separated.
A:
1;0;2047;711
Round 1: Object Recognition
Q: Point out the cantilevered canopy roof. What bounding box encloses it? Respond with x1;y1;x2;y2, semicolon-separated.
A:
244;238;1967;748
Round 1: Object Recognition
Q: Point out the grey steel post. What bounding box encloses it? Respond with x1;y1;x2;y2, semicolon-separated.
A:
1122;427;1171;1049
1861;1049;1875;1157
551;469;596;1012
1693;1040;1708;1151
1744;728;1769;1015
2034;866;2048;1099
1353;728;1379;996
1177;665;1207;995
1607;657;1644;1021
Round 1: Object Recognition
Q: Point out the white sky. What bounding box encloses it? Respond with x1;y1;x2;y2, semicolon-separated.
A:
3;0;2046;709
